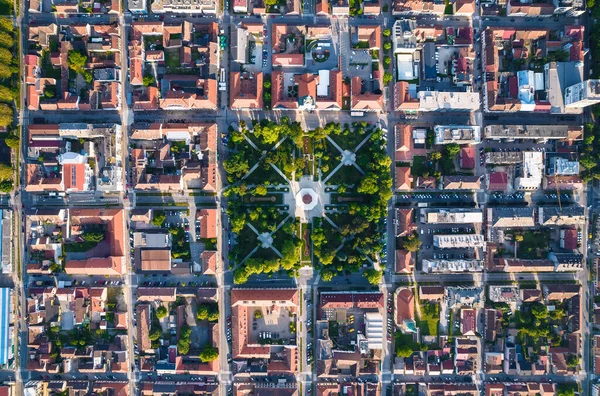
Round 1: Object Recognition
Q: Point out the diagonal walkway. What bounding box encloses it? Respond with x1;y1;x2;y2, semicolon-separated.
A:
270;163;292;185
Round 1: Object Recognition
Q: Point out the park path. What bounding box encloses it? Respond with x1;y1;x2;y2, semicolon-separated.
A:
270;164;292;185
322;132;377;184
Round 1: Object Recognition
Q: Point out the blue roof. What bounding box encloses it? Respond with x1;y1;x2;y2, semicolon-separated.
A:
0;288;9;365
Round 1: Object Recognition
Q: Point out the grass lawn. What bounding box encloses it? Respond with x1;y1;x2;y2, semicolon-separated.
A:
395;331;420;351
411;156;429;177
327;165;363;186
439;155;456;175
165;49;181;69
517;230;550;259
63;241;98;253
234;225;260;261
244;164;287;186
416;301;439;336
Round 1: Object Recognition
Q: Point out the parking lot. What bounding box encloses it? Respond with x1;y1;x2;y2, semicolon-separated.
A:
396;192;475;203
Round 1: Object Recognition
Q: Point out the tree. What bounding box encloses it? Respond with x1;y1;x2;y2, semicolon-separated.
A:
0;32;13;48
579;154;597;170
357;172;380;195
0;103;12;127
4;134;18;149
0;48;11;65
383;56;391;66
253;185;267;196
430;151;442;161
530;303;548;321
149;328;162;341
383;72;393;84
223;153;250;178
143;74;155;87
254;310;263;319
199;345;219;362
177;337;190;354
557;384;577;396
197;303;219;321
589;0;595;8
230;213;247;234
383;28;391;37
364;269;382;285
383;42;392;51
0;85;16;103
264;80;272;89
514;234;524;242
321;268;334;282
197;304;209;320
152;210;166;227
396;344;413;358
445;143;461;157
402;232;422;252
68;50;88;72
156;306;168;319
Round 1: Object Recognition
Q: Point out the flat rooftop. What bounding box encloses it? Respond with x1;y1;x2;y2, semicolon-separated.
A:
485;125;570;139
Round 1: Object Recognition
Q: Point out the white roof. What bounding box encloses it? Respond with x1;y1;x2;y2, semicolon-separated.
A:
316;70;329;97
59;152;86;165
165;131;191;141
396;53;415;81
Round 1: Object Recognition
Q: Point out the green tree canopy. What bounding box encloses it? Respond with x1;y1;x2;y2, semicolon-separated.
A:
363;269;382;285
321;268;334;282
199;344;219;362
396;344;413;358
383;72;393;84
152;210;166;227
149;328;162;341
402;232;422;252
156;306;168;319
4;134;18;149
223;153;250;178
445;143;461;157
68;50;88;71
0;103;13;128
143;74;155;87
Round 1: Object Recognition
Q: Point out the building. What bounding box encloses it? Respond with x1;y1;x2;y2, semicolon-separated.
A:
487;172;509;191
564;79;600;109
488;207;536;228
539;206;585;226
395;288;416;332
434;125;481;144
150;0;217;13
229;72;263;109
461;308;476;336
433;234;485;249
197;209;218;239
364;312;384;350
418;91;480;112
396;167;413;191
419;286;445;301
422;259;484;273
0;289;10;365
515;152;544;190
442;176;481;190
484;124;578;141
395;250;415;274
231;288;299;373
548;157;579;176
422;209;483;224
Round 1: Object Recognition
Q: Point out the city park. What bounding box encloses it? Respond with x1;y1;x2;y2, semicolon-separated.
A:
223;118;392;284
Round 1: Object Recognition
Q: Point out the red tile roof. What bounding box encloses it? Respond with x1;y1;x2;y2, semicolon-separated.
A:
460;146;475;169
